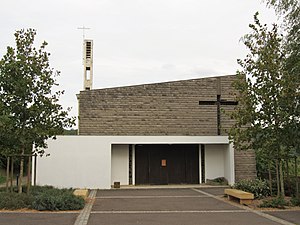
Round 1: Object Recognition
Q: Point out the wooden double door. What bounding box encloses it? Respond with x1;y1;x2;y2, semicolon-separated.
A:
135;144;199;185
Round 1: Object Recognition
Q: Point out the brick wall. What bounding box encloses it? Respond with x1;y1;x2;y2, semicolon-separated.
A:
235;150;257;181
78;75;238;136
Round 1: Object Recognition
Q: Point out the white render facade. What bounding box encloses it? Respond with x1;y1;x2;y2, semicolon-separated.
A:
34;135;235;189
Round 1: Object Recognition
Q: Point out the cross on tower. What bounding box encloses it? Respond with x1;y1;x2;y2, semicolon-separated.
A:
77;26;91;40
199;78;238;135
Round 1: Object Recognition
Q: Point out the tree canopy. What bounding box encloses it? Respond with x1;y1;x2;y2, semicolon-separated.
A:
0;29;75;193
262;0;300;156
264;0;300;79
0;29;75;156
229;0;300;196
230;12;287;150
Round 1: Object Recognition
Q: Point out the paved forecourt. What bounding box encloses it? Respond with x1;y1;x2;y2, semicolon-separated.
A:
0;212;78;225
0;188;297;225
88;188;290;225
266;210;300;225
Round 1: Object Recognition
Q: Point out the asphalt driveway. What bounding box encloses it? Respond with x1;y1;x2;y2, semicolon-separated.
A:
88;188;295;225
0;212;78;225
0;187;298;225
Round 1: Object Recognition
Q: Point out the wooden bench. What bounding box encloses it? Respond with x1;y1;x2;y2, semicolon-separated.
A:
224;189;254;205
73;189;89;200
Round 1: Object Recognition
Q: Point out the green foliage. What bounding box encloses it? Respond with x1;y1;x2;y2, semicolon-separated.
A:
0;29;75;156
264;0;300;42
230;12;289;153
229;12;299;197
0;175;5;184
284;177;298;197
31;186;85;211
63;129;78;135
290;197;300;206
0;28;75;193
0;155;5;169
207;177;228;185
259;197;289;208
0;186;85;211
29;185;56;194
32;193;84;211
263;0;300;157
234;179;270;199
0;192;33;209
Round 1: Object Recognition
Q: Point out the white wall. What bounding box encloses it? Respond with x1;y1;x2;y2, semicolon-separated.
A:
34;136;112;189
205;144;235;185
111;145;129;185
205;144;226;180
34;135;233;189
224;143;235;185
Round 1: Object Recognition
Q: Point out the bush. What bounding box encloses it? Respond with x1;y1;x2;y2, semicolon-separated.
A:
233;178;270;199
206;177;228;185
30;185;58;195
61;193;85;210
31;186;85;211
0;175;6;184
32;192;84;211
290;197;300;206
0;186;85;211
284;177;300;197
259;197;289;208
0;192;33;209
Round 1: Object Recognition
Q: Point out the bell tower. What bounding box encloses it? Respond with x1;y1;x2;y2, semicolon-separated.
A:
83;39;93;90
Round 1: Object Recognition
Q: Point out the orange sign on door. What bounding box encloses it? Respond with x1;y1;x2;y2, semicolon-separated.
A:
161;159;167;167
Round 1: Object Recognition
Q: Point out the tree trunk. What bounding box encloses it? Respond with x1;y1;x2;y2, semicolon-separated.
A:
268;161;273;196
279;160;285;197
27;156;31;194
286;159;290;182
286;159;290;195
34;154;37;186
276;159;280;197
10;157;14;193
18;147;25;194
296;156;299;199
6;157;10;192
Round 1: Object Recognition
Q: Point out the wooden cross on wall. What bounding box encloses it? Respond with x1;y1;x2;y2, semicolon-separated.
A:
199;78;238;135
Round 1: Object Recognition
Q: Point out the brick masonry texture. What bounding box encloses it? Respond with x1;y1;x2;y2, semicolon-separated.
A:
78;75;238;136
78;74;256;180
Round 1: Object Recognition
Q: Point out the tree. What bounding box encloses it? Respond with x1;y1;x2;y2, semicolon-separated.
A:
264;0;299;51
229;13;297;197
0;29;75;193
264;0;300;197
63;129;78;135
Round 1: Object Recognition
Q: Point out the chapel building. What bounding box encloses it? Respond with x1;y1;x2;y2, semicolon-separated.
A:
35;40;256;189
76;75;256;187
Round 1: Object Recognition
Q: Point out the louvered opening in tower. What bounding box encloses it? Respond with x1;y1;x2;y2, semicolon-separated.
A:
86;41;91;59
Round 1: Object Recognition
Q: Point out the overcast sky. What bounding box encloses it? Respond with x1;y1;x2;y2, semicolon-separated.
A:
0;0;277;127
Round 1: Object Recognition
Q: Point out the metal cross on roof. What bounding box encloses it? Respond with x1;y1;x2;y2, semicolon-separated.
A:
77;26;91;40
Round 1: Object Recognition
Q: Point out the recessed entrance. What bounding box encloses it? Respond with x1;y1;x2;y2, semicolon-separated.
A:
135;144;199;185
